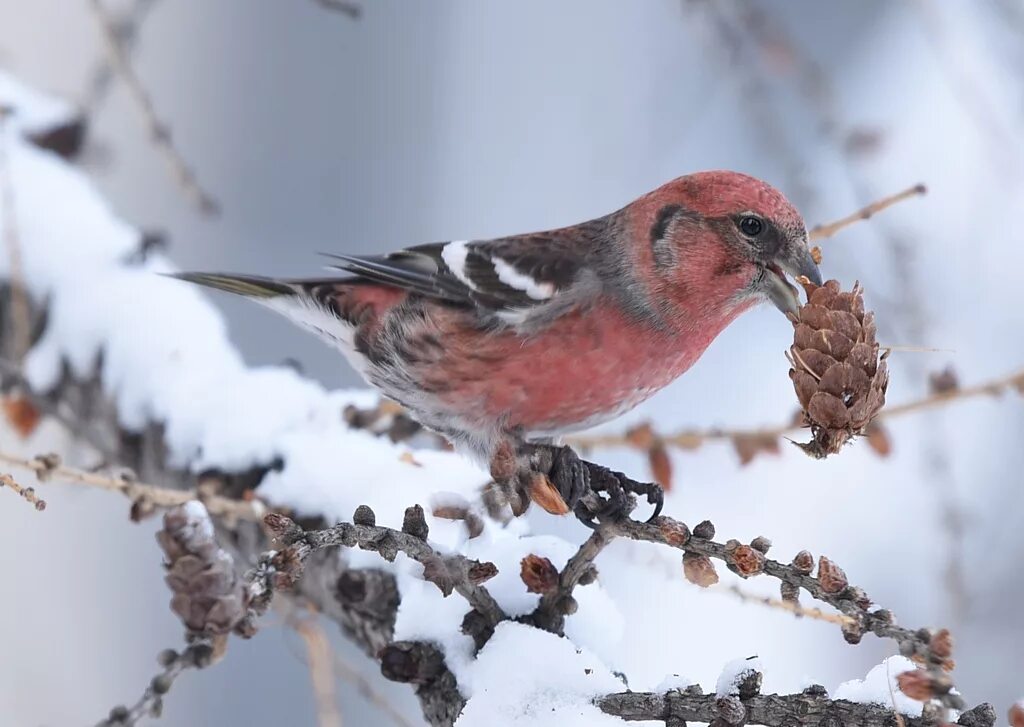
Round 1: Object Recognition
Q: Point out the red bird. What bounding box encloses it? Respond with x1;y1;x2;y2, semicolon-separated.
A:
175;171;820;521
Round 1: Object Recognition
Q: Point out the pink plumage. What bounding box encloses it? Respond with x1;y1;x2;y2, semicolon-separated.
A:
175;170;820;517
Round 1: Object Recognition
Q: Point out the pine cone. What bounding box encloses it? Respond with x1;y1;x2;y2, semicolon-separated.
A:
789;279;888;458
157;502;246;637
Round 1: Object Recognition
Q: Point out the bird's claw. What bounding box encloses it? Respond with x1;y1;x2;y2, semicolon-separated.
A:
547;445;589;511
529;444;664;528
574;462;664;528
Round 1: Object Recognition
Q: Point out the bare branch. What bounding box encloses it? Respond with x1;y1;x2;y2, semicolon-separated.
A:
0;449;260;521
809;184;928;241
96;639;225;727
567;364;1024;453
0;471;46;511
87;0;220;216
292;615;345;727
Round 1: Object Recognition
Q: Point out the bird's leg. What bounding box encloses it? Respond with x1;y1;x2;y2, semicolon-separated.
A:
521;443;664;527
494;439;665;525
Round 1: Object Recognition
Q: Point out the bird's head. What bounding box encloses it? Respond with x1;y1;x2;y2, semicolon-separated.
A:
632;170;821;320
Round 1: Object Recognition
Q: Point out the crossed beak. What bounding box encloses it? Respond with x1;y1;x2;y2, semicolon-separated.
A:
764;244;823;317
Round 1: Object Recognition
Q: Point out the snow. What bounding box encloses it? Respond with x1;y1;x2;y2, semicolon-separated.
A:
0;70;79;135
653;673;694;692
180;500;215;542
834;656;922;717
455;622;629;727
716;656;763;696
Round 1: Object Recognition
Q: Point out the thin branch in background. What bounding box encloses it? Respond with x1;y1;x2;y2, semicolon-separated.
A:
96;639;224;727
313;0;362;19
86;0;220;216
292;615;344;727
331;652;414;727
82;0;162;114
0;471;46;511
0;449;261;521
809;184;928;242
717;583;857;627
567;364;1024;454
0;109;31;362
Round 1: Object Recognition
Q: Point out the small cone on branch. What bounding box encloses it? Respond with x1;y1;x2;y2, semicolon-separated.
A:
157;503;246;637
788;279;888;458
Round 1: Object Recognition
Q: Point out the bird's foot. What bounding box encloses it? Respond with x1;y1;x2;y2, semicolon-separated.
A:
515;443;664;527
575;461;664;529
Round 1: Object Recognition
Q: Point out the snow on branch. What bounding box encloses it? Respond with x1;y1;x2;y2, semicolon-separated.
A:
0;73;1001;726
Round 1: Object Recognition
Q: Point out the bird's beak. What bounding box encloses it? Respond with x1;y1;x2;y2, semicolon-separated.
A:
764;244;822;317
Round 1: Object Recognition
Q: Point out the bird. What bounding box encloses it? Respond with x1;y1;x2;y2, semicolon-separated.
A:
173;170;821;523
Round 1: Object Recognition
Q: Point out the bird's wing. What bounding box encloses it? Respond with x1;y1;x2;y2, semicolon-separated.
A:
323;225;604;327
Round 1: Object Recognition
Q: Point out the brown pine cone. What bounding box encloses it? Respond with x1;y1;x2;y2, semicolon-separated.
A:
157;502;247;637
789;279;888;458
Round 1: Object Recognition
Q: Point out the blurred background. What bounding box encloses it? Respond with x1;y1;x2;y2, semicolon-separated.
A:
1;0;1022;724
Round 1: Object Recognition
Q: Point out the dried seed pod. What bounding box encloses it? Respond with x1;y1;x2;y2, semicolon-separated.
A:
727;544;765;577
791;550;814;575
520;554;559;594
1009;702;1024;727
2;395;42;438
732;433;780;466
929;628;954;660
896;669;934;701
527;472;570;515
655;517;691;547
816;556;849;594
788;279;888;458
648;443;673;491
683;552;719;587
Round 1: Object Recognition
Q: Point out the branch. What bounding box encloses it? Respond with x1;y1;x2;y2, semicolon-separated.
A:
0;471;46;510
0;449;260;521
567;364;1024;454
87;0;220;216
261;508;506;628
97;640;224;727
597;686;996;726
809;184;927;241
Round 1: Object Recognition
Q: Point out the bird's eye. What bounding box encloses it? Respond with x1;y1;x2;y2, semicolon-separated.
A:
738;216;764;237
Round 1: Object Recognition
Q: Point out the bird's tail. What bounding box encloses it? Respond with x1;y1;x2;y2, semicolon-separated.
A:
166;272;298;299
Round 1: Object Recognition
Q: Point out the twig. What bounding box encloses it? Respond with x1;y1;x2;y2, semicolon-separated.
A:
87;0;220;216
717;583;856;627
261;508;506;628
0;471;46;511
0;109;31;362
331;652;415;727
82;0;162;113
96;639;224;727
314;0;362;19
567;365;1024;453
292;615;344;727
0;449;260;520
809;184;928;241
